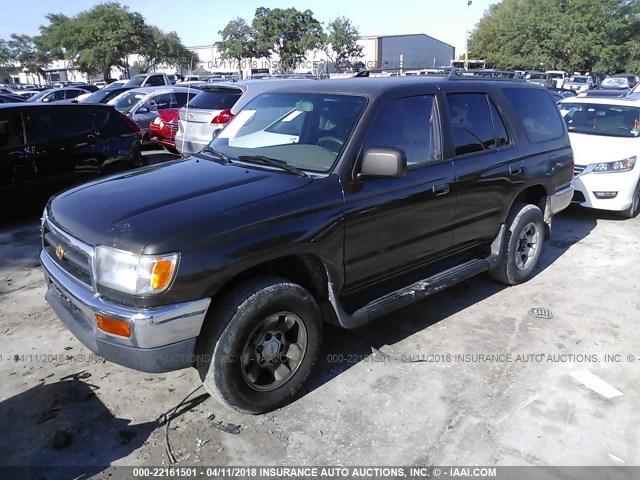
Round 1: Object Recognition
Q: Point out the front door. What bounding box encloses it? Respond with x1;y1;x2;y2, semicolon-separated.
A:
343;94;457;290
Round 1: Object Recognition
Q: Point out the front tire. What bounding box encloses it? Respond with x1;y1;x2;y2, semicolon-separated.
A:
489;203;545;285
196;277;322;414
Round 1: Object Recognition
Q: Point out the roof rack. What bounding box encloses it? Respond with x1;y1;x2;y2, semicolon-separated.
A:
447;69;526;82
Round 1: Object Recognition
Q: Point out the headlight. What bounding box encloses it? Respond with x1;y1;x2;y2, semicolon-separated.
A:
95;246;179;295
152;117;162;126
590;156;636;173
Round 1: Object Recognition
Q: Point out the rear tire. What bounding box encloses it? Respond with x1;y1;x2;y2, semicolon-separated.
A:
619;181;640;219
196;277;322;414
489;203;545;285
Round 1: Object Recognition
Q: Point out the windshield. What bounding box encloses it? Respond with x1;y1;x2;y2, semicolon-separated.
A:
560;102;640;138
528;73;547;80
27;89;53;102
569;77;587;84
108;91;147;112
602;78;629;89
548;73;563;79
209;93;367;173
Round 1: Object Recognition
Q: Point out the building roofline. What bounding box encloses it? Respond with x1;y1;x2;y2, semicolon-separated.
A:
359;33;454;48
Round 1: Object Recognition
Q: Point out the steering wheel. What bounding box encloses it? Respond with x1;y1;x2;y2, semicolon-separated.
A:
317;136;344;153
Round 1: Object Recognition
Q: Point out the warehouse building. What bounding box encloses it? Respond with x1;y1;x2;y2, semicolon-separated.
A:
358;34;455;70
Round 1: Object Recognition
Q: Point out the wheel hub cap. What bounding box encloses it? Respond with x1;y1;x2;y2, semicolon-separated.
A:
241;312;308;392
258;334;282;362
515;222;539;270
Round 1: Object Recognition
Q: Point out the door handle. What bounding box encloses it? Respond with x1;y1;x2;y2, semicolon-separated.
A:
509;165;523;175
432;183;450;196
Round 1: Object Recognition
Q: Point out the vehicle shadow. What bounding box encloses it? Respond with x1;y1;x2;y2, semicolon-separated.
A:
0;379;157;480
304;206;598;394
0;216;41;275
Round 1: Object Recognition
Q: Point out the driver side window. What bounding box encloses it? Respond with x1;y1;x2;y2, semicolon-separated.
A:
363;95;441;168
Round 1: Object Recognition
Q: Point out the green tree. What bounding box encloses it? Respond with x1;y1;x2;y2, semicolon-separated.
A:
252;7;324;72
217;17;258;77
0;39;11;67
469;0;640;72
38;2;148;79
324;17;363;72
138;26;198;73
7;34;51;82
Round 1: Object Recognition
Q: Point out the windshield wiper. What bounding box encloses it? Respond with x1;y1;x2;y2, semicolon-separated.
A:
199;146;233;164
237;155;308;177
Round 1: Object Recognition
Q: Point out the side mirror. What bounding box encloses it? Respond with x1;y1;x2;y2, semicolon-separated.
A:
42;97;50;102
358;147;407;179
137;106;149;114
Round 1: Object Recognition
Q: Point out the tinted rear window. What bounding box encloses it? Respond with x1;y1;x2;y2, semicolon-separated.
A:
24;107;110;143
502;88;565;143
186;89;242;110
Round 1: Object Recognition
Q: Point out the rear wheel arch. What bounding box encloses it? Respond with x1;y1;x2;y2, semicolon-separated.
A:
507;184;550;235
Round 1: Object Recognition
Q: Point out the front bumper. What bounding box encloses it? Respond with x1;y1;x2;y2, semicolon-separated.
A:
174;137;207;156
41;249;211;373
572;168;639;211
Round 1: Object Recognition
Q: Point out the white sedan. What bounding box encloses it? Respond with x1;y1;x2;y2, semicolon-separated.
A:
559;96;640;218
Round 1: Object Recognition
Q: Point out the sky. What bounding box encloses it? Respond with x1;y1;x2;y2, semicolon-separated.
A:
0;0;497;56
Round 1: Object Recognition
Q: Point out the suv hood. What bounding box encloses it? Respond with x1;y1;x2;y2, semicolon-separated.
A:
569;132;639;165
49;157;313;253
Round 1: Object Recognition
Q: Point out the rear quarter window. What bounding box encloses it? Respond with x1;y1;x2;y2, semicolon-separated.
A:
186;89;242;110
502;88;565;143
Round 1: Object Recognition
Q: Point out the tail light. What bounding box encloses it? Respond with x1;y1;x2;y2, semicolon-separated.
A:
119;112;142;138
211;109;234;125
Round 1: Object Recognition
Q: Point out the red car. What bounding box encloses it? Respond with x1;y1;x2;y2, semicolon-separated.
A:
149;108;180;153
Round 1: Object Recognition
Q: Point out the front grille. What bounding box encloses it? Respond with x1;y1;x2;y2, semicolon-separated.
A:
573;165;586;176
167;123;179;131
43;221;93;289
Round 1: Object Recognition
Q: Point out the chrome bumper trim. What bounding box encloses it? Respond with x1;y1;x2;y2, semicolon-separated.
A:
41;249;211;350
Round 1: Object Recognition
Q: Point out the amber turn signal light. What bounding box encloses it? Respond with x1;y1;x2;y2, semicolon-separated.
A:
150;259;175;290
96;314;131;337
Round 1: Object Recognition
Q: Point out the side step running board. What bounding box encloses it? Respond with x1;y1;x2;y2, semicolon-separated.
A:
329;225;505;329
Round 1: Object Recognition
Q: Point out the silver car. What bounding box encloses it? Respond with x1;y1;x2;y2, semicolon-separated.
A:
107;86;201;140
175;79;314;156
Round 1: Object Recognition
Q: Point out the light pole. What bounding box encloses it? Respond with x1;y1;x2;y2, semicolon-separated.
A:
465;0;472;71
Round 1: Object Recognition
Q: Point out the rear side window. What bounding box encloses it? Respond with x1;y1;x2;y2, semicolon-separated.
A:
0;111;25;149
186;89;242;110
489;101;509;147
174;92;198;108
65;89;85;99
24;107;108;143
146;75;165;86
502;88;565;143
447;93;496;155
46;90;66;102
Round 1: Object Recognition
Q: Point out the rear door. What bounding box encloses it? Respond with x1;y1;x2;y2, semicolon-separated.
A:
444;91;524;250
0;108;30;193
22;106;107;189
343;94;457;288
